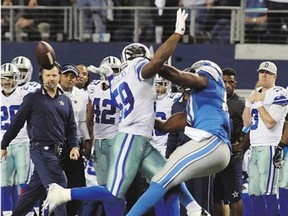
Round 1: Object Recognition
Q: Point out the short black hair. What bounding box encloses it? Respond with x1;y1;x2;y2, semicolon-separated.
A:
39;62;62;84
222;67;237;77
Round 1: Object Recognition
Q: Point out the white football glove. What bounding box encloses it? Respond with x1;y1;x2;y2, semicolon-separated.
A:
175;8;188;35
87;65;99;74
87;65;113;77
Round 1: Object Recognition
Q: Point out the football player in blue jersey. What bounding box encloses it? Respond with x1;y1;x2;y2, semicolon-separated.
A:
126;60;231;216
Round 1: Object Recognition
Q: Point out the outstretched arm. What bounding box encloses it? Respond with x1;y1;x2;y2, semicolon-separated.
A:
141;9;188;79
155;112;187;133
158;64;208;90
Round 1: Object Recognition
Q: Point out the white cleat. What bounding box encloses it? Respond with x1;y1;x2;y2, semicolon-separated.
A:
43;183;70;215
188;208;211;216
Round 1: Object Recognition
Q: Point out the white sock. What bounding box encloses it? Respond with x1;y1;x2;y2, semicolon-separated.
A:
62;188;72;202
186;200;202;214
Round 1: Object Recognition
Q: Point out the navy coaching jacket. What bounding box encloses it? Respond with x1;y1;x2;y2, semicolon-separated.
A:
1;87;78;150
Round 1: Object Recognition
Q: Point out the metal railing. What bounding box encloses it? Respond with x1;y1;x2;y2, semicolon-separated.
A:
1;5;288;44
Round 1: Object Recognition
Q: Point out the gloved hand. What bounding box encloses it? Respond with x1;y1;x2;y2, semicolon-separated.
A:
87;65;113;77
175;8;188;35
273;142;285;169
82;139;92;160
231;150;244;163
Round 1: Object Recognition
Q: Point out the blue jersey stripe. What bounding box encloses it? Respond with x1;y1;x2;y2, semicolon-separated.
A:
111;134;129;195
134;59;148;82
118;135;134;196
265;146;276;195
273;95;288;106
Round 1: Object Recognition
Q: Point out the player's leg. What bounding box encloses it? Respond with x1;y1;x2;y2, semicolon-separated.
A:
140;145;182;216
220;161;243;216
96;137;126;216
259;146;279;216
1;145;16;215
44;133;144;214
128;136;230;216
279;149;288;216
62;152;86;216
248;146;266;216
213;171;226;216
13;140;30;201
229;160;244;216
12;168;46;216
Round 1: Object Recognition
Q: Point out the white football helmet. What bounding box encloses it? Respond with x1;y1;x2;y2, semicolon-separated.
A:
155;74;171;100
121;43;151;63
1;63;20;93
100;56;121;75
11;56;33;85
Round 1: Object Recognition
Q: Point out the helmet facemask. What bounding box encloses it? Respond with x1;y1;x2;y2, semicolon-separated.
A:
100;56;122;76
155;74;171;100
11;56;33;85
121;43;151;63
1;63;20;94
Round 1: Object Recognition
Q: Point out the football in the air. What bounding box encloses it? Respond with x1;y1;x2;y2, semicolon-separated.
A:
35;41;56;70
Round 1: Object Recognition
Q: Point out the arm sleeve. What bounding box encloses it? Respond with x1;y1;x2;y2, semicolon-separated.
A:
165;131;180;159
269;104;288;122
78;121;90;141
165;101;184;158
1;95;31;149
66;99;79;149
236;96;246;117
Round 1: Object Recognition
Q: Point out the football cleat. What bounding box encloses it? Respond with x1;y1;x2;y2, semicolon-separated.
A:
43;183;70;215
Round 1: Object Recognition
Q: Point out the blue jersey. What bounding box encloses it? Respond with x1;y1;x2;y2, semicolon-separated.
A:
186;69;231;145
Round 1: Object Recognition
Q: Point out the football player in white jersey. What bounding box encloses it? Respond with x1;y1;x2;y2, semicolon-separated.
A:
43;9;201;216
11;56;40;95
1;63;31;215
59;64;91;216
242;61;288;216
152;75;181;156
86;56;121;215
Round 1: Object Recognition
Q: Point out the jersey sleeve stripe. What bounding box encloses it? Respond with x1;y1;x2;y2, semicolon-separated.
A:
134;59;148;81
273;95;288;106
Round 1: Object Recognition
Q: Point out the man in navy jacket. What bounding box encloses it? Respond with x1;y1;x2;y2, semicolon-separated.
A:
1;64;80;216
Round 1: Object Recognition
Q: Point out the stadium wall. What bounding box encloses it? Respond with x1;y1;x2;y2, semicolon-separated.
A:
1;42;287;89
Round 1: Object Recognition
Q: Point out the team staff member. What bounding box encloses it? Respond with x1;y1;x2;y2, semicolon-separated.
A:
1;64;80;216
213;67;245;216
59;64;90;216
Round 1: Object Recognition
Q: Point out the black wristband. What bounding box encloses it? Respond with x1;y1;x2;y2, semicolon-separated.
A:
278;142;286;149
